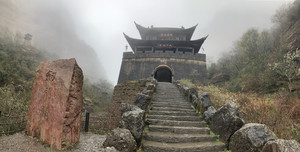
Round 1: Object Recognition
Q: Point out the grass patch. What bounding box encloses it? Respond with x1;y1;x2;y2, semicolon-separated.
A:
210;131;220;142
179;79;300;143
202;85;300;143
178;79;196;88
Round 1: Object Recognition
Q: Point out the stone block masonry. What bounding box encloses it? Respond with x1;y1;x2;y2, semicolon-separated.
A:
111;79;150;105
118;52;207;84
25;58;83;150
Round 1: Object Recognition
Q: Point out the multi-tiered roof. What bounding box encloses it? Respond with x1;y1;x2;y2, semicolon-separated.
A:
124;22;208;54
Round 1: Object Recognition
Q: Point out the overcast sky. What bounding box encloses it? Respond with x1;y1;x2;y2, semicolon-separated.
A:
61;0;293;84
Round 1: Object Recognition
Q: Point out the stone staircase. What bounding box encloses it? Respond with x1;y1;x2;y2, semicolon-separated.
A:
142;82;225;152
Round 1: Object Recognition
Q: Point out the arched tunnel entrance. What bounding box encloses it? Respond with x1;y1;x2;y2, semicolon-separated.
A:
154;67;173;83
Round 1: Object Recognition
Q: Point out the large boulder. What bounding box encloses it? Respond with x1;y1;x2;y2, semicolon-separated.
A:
121;103;140;115
134;93;151;110
188;88;198;102
229;123;277;152
262;139;300;152
183;86;190;97
98;147;119;152
203;106;216;124
210;102;244;145
146;83;155;91
103;128;137;152
199;92;213;110
120;107;145;144
191;94;201;110
142;89;154;97
25;58;83;150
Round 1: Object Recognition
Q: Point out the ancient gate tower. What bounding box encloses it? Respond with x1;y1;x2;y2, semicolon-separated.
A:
118;22;207;84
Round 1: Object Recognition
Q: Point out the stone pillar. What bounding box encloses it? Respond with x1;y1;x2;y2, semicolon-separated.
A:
25;58;83;150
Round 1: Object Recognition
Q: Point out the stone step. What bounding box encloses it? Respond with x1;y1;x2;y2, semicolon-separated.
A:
147;115;201;121
152;99;187;102
149;125;210;134
156;89;180;91
155;90;179;92
152;107;194;112
144;132;217;143
152;104;192;109
156;88;178;90
152;102;191;107
153;99;186;102
142;140;225;152
156;94;182;96
152;101;190;106
147;119;206;127
154;96;184;99
148;110;198;116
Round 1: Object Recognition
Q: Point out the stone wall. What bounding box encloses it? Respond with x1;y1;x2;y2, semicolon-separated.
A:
175;81;300;152
106;79;152;131
111;79;151;105
118;51;207;84
103;79;157;151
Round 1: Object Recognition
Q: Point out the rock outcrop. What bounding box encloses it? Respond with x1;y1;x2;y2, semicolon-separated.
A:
210;102;244;145
120;103;140;115
187;88;198;102
199;92;213;110
203;106;216;124
134;93;151;110
229;123;277;152
262;139;300;152
25;58;83;150
103;128;137;152
120;107;145;144
98;147;119;152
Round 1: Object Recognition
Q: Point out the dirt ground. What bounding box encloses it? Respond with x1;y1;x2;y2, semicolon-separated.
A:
0;132;106;152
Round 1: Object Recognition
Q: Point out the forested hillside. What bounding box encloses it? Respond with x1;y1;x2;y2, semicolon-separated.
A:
0;0;106;81
198;0;300;143
0;31;112;135
0;0;114;117
208;0;300;93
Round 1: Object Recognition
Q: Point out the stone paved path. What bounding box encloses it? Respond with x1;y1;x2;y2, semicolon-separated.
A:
0;132;106;152
142;82;225;152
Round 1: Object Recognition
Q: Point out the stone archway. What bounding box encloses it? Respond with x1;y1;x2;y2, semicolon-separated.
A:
153;65;173;83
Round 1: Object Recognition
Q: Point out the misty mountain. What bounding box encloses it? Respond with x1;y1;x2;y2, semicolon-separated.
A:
0;0;106;81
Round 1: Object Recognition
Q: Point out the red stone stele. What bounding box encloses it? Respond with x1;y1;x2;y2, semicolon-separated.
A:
26;58;83;150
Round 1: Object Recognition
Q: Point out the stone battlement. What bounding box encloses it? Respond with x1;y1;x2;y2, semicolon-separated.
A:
122;51;206;61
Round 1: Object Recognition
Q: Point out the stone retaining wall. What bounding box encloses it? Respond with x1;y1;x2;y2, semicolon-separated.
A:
111;79;151;105
103;79;157;151
174;81;300;152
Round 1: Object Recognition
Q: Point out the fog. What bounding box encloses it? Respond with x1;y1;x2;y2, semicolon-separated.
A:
0;0;293;85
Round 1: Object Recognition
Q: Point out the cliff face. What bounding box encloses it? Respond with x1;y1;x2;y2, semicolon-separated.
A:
0;0;106;81
282;20;300;51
